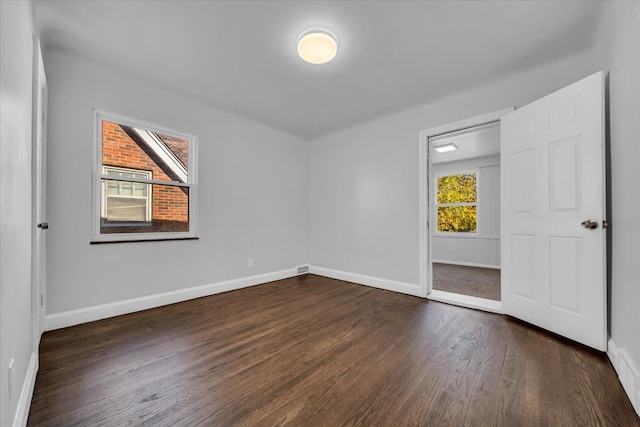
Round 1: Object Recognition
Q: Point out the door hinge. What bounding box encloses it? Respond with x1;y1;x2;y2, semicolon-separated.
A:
40;294;44;306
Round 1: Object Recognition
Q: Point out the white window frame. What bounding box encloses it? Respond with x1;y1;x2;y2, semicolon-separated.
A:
433;168;479;235
101;165;152;224
92;110;198;242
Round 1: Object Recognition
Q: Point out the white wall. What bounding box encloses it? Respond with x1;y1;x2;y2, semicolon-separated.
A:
0;1;36;426
309;50;599;285
595;0;640;379
44;50;308;315
432;155;500;267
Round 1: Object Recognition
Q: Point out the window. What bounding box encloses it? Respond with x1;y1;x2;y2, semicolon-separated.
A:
93;111;197;242
102;166;152;223
435;171;477;233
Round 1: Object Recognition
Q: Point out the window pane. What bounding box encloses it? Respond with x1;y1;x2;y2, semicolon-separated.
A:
101;180;189;234
102;120;188;183
437;206;477;232
106;181;119;196
132;182;147;197
120;182;133;196
437;174;477;204
106;196;147;222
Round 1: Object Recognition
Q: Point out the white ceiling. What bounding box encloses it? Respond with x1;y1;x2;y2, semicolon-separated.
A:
33;0;602;139
430;122;500;164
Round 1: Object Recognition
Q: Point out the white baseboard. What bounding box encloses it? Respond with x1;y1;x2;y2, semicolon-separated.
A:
309;265;422;297
607;337;620;370
45;268;298;331
432;260;500;269
607;337;640;416
12;351;38;427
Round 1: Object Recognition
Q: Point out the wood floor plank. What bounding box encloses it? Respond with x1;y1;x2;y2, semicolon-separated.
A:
27;275;639;426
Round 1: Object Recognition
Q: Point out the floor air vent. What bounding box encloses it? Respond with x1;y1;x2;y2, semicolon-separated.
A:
296;265;310;275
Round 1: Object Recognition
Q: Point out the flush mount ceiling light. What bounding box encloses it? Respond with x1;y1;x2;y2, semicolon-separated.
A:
297;30;338;64
434;143;458;153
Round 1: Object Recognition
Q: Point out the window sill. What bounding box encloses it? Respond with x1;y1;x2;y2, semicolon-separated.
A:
101;222;153;227
90;237;199;244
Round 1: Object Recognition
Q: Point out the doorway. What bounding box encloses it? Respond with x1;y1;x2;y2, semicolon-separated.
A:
419;108;513;313
419;73;605;350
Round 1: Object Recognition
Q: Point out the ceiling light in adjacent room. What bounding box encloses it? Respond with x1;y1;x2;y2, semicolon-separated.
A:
297;30;338;64
434;143;458;153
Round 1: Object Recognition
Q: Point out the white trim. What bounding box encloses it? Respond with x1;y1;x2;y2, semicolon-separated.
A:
607;337;620;372
12;352;38;427
429;121;500;142
427;289;502;314
419;126;428;297
419;108;514;301
31;35;47;349
309;266;422;297
45;268;297;330
607;337;640;416
432;259;500;269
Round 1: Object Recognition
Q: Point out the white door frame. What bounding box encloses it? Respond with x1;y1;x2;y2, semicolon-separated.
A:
31;36;47;347
419;108;513;313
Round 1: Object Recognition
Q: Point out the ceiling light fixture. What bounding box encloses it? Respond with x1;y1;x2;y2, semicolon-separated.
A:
434;143;458;153
297;30;338;64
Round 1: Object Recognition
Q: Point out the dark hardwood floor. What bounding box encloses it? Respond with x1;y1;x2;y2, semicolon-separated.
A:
432;263;501;301
28;275;639;426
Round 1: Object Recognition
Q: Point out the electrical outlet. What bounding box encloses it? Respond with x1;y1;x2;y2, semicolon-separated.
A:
8;358;15;401
248;257;254;268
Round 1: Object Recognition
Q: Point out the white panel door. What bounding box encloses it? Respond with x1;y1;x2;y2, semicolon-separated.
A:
501;71;606;351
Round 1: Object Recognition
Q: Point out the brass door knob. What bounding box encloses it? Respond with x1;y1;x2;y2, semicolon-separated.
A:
581;219;598;230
